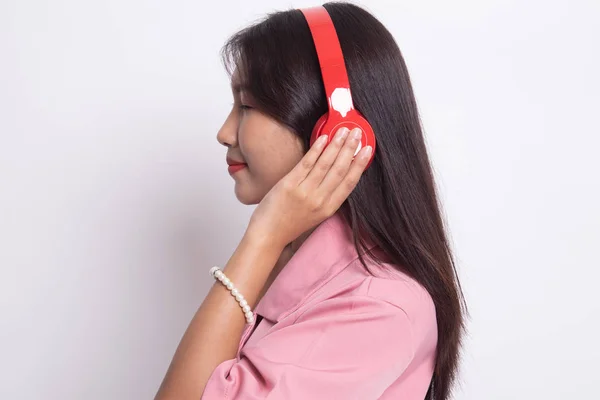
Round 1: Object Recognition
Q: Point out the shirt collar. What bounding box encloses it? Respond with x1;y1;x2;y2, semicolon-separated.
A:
254;212;378;322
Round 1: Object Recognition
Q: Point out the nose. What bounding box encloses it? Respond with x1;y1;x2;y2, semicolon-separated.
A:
216;110;238;148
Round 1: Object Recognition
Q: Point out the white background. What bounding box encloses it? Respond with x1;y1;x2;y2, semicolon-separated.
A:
1;0;599;399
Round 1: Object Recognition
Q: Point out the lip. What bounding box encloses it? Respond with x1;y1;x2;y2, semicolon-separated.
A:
226;157;247;175
227;163;247;175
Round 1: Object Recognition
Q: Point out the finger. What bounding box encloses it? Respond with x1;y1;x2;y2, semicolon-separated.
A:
317;127;363;193
328;144;372;207
301;126;350;189
285;133;329;186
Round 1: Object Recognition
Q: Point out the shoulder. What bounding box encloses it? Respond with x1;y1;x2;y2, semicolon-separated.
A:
365;262;436;320
301;254;437;331
366;267;437;342
284;259;437;367
336;256;439;351
302;250;436;327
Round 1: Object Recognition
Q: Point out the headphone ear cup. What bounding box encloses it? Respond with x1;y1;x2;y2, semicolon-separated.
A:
309;110;376;169
309;113;329;146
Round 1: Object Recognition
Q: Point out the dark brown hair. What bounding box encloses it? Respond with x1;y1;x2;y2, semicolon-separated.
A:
221;2;467;399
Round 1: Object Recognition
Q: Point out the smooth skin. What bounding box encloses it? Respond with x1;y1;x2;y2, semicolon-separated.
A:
155;125;372;400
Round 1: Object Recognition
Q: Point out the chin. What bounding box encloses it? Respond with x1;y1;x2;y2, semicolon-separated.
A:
234;184;262;205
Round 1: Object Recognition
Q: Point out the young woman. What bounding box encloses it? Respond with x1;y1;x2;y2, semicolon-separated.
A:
155;2;466;400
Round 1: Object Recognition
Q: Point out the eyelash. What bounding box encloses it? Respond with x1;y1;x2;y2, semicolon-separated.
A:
230;101;253;112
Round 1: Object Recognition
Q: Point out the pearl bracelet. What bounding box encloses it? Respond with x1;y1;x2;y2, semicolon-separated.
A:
209;266;255;324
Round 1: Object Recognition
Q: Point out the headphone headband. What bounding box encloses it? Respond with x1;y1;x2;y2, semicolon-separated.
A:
300;6;354;112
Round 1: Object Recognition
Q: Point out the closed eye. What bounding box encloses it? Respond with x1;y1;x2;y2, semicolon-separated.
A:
239;104;253;111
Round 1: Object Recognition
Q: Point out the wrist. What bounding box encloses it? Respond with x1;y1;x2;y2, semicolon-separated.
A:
217;230;285;307
229;229;287;278
243;226;286;252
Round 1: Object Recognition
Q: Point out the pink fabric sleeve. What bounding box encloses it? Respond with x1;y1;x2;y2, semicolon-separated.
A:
200;295;415;399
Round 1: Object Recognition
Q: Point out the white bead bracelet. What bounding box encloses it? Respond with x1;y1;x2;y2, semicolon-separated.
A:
209;266;255;324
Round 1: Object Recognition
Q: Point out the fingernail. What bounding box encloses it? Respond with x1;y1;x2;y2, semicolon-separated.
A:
318;135;328;145
352;128;362;139
363;146;373;157
336;127;349;141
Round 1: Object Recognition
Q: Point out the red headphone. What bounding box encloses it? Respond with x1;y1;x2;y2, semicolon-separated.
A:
300;6;376;169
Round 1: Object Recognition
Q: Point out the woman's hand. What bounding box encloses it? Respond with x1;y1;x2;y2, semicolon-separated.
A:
246;126;372;250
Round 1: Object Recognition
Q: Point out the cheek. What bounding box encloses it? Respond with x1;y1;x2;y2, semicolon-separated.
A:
246;142;287;188
236;115;305;204
253;139;303;181
240;124;303;182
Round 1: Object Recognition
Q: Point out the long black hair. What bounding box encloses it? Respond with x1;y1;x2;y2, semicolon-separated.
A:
220;2;467;399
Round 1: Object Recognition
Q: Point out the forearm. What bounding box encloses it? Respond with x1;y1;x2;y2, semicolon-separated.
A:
155;231;284;400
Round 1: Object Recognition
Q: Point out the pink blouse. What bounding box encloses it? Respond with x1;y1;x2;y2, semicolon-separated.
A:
201;213;437;399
